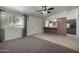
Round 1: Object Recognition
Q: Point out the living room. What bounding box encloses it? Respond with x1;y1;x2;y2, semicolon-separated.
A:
0;6;79;53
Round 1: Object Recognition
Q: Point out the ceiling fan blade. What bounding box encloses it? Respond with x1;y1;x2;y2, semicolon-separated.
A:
47;11;51;13
48;7;54;10
41;12;43;14
42;6;47;11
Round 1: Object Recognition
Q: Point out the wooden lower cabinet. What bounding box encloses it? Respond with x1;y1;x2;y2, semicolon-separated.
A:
44;27;57;34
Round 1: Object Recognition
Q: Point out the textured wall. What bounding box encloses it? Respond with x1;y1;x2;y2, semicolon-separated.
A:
5;28;23;40
27;16;44;36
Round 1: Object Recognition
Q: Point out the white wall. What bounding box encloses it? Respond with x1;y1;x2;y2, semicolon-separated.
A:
27;16;44;36
0;11;24;40
5;28;23;40
76;18;79;37
76;8;79;37
5;15;44;40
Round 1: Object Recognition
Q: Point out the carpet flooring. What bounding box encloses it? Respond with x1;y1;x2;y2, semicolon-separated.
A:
0;36;78;53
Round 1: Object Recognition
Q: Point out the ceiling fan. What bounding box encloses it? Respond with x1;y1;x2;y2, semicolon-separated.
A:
36;6;54;14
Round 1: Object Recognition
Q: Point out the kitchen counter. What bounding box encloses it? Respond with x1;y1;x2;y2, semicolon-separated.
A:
44;27;57;34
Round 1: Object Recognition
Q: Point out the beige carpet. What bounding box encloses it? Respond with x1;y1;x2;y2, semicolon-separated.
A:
0;36;78;53
34;33;79;51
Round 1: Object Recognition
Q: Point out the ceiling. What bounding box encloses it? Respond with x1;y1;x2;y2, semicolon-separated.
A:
0;6;78;18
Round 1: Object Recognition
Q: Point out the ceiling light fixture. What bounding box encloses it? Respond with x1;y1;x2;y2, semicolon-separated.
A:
42;10;47;14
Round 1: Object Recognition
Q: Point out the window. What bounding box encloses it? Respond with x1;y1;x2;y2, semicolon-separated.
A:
0;11;24;29
45;19;57;28
13;15;24;28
